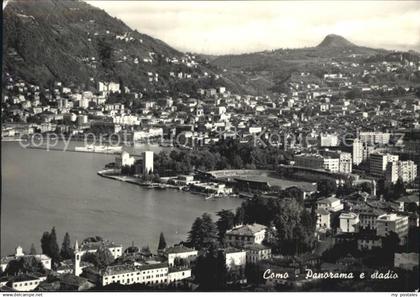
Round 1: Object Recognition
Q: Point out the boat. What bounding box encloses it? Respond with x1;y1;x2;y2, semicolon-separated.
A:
74;145;123;154
205;194;215;200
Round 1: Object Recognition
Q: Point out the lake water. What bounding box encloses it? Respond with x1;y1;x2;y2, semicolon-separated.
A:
1;142;242;256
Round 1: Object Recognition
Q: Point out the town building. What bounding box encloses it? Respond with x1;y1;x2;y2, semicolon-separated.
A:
74;240;123;276
357;233;382;250
244;244;272;264
225;224;267;247
376;213;409;240
358;208;385;230
316;196;344;212
322;150;352;173
320;134;339;147
224;248;247;269
163;246;198;267
115;151;135;168
3;274;47;291
398;160;417;183
102;263;168;286
339;212;359;233
143;151;154;174
352;138;364;165
316;208;331;231
294;154;339;172
98;81;120;93
370;153;399;177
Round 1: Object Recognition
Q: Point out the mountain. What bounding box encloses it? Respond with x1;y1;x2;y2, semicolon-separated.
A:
2;0;234;95
207;34;401;94
3;1;418;97
317;34;355;48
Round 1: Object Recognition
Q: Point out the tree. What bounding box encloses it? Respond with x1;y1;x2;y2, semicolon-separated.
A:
158;232;167;251
29;243;37;255
193;245;227;291
245;263;264;285
60;232;73;260
187;213;218;250
3;257;46;276
216;210;235;243
96;245;114;269
124;246;139;255
140;246;152;257
271;199;315;255
234;207;245;225
393;178;406;199
187;217;204;249
49;227;60;263
40;227;60;264
317;179;337;197
232;155;244;169
82;236;103;243
41;232;50;256
200;213;219;249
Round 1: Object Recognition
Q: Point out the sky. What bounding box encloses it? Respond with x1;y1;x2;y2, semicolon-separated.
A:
87;1;420;55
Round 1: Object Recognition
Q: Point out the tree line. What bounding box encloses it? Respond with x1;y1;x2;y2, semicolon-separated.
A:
154;139;291;176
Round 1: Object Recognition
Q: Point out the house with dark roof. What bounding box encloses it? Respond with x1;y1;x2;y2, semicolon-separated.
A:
225;223;267;247
396;194;419;212
244;243;272;264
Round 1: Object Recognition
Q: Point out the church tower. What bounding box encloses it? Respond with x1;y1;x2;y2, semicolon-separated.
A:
74;240;83;276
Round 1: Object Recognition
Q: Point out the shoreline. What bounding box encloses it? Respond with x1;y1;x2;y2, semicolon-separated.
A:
97;169;240;200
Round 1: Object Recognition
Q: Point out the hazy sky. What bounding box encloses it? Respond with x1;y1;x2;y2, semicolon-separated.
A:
87;1;420;55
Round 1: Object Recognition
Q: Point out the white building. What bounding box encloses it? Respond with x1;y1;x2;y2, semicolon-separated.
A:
316;208;331;230
316;196;344;212
376;213;409;240
143;151;154;174
102;263;168;286
3;274;47;291
98;81;120;93
101;263;191;287
339;212;359;233
164;246;198;267
320;134;339;147
115;151;135;168
224;248;247;269
133;128;163;142
398;160;417;183
167;267;192;283
323;150;352;173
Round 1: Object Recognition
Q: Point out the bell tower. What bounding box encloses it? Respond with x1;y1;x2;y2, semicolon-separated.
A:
74;240;83;276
